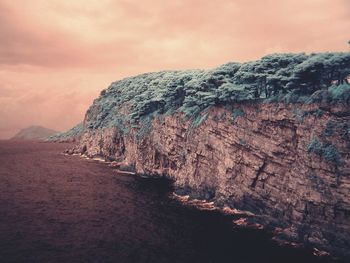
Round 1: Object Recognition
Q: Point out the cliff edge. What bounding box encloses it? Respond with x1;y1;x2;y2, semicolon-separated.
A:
68;52;350;259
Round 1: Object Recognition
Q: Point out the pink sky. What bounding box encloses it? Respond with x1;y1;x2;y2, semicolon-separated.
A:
0;0;349;138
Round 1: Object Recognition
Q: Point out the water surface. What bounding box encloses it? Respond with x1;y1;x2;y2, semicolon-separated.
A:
0;141;342;263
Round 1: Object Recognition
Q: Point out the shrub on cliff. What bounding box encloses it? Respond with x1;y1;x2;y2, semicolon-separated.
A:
328;84;350;102
307;138;324;155
305;84;350;104
307;137;343;165
323;144;342;164
232;109;245;120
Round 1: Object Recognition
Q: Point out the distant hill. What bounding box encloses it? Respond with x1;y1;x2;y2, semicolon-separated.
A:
11;126;59;141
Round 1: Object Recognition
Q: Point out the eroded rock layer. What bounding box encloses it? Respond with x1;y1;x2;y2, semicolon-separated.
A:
71;102;350;259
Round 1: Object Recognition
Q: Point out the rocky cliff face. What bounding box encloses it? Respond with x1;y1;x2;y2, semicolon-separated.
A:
70;101;350;259
66;53;350;259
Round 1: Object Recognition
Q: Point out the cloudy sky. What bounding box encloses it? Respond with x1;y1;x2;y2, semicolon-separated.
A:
0;0;349;138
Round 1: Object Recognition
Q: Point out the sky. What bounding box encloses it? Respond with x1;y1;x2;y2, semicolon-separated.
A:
0;0;349;139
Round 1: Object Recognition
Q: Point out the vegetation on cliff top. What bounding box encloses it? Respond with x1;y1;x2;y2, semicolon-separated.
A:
47;123;84;142
85;52;350;132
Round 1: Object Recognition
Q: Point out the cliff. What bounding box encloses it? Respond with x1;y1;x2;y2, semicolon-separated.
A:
67;53;350;259
11;125;59;141
71;102;349;258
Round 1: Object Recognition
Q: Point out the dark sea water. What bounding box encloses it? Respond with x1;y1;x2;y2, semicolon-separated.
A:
0;141;344;263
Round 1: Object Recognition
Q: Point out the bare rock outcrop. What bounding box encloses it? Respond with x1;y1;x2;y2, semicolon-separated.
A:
71;102;350;259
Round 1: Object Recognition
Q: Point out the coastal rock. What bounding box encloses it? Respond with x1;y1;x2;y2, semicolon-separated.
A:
72;102;350;259
66;53;350;259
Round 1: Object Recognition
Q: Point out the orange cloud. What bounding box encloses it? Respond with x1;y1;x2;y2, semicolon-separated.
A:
0;0;349;138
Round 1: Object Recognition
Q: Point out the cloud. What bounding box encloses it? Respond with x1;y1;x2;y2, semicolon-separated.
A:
1;0;349;69
0;3;87;67
0;0;349;138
